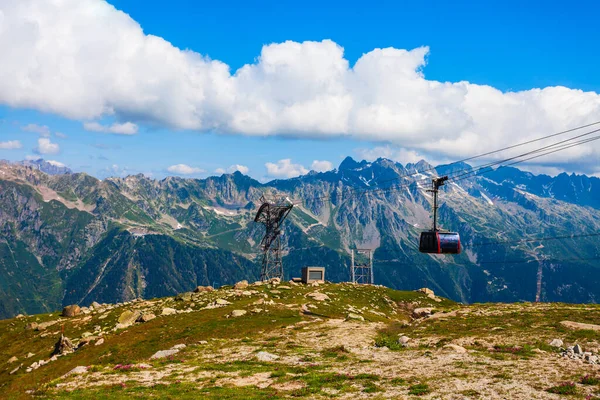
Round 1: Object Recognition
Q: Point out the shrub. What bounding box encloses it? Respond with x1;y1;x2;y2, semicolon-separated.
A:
547;382;577;395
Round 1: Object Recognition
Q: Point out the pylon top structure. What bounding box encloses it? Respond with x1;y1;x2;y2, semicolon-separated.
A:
351;248;374;284
254;195;293;281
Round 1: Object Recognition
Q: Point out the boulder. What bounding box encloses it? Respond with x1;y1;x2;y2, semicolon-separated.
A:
62;305;81;318
8;356;18;364
307;292;330;301
560;321;600;331
216;299;231;305
346;313;365;321
175;292;193;302
95;338;105;346
137;313;156;323
91;301;102;309
161;308;178;316
574;344;583;354
269;277;281;285
256;351;279;362
25;322;38;330
64;366;88;377
549;338;564;348
418;288;435;296
194;286;214;293
412;308;433;318
398;336;410;346
150;349;180;360
230;310;247;318
234;280;249;290
442;344;467;354
53;334;74;356
116;310;142;329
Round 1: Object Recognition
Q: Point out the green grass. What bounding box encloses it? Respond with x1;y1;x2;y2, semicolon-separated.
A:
547;382;577;395
408;383;431;396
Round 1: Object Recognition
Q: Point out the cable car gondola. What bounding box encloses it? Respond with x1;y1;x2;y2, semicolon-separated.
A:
419;176;461;254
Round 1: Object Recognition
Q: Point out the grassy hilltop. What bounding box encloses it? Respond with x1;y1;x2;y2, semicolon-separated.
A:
2;281;600;399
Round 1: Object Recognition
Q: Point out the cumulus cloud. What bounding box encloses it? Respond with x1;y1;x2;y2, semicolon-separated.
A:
265;159;309;178
83;122;138;135
0;140;22;149
214;168;226;174
167;164;204;175
1;0;600;171
22;124;51;137
310;160;334;172
34;138;60;154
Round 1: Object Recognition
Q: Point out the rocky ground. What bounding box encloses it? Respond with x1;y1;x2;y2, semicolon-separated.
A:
3;281;600;399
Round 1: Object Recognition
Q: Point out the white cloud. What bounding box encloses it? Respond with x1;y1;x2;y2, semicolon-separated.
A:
0;140;22;149
214;168;226;174
46;160;66;167
356;146;430;165
55;132;68;139
310;160;333;172
1;0;599;171
265;159;309;178
227;164;249;174
34;138;60;154
83;122;138;135
22;124;51;137
167;164;204;175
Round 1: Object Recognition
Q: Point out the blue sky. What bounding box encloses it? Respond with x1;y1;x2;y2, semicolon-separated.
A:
1;0;599;179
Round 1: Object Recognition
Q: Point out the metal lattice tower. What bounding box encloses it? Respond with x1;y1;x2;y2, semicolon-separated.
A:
351;249;374;284
254;196;294;281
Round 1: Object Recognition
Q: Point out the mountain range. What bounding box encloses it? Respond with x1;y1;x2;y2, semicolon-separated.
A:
1;157;599;319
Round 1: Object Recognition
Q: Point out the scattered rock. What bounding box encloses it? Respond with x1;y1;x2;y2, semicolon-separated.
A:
171;344;186;350
549;338;564;348
418;288;435;296
269;278;281;285
412;308;433;318
442;344;467;354
8;356;18;364
194;286;214;293
279;286;292;290
26;352;35;358
53;334;74;356
346;313;364;321
198;340;208;345
91;301;102;308
270;290;281;294
256;351;279;362
9;365;20;375
230;310;247;317
62;305;81;318
234;280;249;290
137;313;156;323
161;308;178;316
81;331;93;338
150;349;180;360
251;308;263;313
95;338;105;346
216;299;231;305
307;292;330;301
574;344;583;354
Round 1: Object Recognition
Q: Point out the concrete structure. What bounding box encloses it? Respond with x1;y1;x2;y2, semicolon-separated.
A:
301;267;325;284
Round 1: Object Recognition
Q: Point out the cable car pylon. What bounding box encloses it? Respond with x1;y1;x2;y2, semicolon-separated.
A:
419;176;461;254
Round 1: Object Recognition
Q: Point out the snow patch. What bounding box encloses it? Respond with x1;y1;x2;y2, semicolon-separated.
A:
480;192;494;206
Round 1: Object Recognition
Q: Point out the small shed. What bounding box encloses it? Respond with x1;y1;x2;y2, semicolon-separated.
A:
301;266;325;284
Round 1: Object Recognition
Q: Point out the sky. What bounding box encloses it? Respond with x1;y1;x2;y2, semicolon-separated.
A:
0;0;599;180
